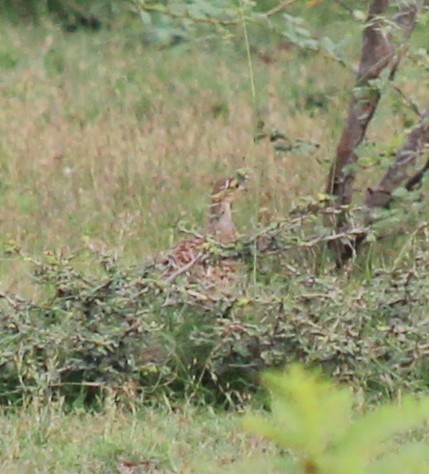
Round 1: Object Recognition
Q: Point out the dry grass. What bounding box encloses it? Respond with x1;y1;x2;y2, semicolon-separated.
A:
0;18;427;295
0;21;344;294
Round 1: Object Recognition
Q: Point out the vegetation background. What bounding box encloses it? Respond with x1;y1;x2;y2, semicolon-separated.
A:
1;0;429;472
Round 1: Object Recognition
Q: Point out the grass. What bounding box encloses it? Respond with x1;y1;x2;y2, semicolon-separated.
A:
0;19;427;296
0;401;279;473
0;17;358;297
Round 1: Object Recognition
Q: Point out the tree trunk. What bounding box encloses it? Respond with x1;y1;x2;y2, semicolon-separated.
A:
326;0;392;206
326;0;422;262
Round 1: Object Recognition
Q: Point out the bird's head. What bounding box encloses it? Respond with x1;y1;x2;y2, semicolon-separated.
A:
210;172;248;205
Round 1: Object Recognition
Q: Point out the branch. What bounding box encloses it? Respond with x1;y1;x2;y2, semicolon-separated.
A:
405;156;429;191
133;2;240;26
131;0;296;27
266;0;297;17
326;0;422;262
392;83;422;117
326;0;393;205
333;0;355;15
366;105;429;208
164;252;204;283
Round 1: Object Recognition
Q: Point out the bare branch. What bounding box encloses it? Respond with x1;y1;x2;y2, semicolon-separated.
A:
266;0;297;17
132;1;240;26
366;105;429;208
392;83;422;117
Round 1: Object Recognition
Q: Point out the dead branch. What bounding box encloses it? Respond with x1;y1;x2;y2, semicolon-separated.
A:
132;1;240;26
333;0;354;15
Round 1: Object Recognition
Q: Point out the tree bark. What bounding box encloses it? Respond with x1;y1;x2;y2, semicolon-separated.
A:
326;0;422;262
326;0;392;206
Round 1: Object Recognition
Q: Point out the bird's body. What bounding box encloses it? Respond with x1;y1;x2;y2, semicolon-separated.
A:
159;176;245;289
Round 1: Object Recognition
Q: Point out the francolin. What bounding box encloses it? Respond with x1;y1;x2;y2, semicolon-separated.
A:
159;174;246;289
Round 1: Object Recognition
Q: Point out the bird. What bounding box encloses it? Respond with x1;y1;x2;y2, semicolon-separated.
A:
158;174;247;290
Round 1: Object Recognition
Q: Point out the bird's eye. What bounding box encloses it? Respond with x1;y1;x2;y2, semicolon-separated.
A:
229;178;239;189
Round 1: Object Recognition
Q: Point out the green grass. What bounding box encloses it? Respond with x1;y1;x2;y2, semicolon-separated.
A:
0;401;279;473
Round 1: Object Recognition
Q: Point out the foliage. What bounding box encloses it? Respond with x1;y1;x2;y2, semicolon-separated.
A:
2;204;429;406
130;0;354;48
0;0;125;28
242;365;429;474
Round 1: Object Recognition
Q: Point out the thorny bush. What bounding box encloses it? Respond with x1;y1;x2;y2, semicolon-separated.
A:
1;203;429;406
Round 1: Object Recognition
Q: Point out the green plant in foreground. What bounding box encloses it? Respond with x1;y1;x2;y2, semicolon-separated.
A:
243;365;429;474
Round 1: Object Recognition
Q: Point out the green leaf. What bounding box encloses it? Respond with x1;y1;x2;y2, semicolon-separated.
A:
243;366;429;474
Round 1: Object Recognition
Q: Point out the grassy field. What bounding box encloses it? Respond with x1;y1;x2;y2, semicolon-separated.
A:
0;17;326;473
1;9;429;472
0;17;371;294
0;401;281;473
1;16;427;297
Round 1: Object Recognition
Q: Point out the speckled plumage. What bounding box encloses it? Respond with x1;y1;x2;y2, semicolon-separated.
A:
159;176;245;287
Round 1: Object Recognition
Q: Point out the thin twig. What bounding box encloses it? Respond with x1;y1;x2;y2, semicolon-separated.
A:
334;0;354;15
266;0;296;17
134;2;240;26
164;252;205;283
133;0;296;26
301;228;368;248
0;290;26;309
392;84;422;117
405;155;429;190
49;381;106;388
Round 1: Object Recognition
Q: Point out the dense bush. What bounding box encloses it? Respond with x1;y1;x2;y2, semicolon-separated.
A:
0;0;122;29
1;205;429;406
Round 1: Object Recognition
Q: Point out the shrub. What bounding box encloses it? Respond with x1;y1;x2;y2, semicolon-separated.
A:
0;0;121;29
242;365;429;474
1;207;429;406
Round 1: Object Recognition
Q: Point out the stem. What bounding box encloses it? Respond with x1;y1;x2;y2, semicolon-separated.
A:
238;0;260;287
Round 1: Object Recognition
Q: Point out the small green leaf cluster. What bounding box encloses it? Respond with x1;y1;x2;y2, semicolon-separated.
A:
243;365;429;474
